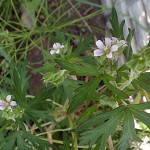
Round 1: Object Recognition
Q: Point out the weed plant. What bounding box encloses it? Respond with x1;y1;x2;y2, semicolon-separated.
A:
0;1;150;150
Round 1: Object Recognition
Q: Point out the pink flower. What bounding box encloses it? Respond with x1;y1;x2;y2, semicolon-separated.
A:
111;37;127;48
93;37;118;58
0;100;6;110
117;40;127;47
0;95;17;111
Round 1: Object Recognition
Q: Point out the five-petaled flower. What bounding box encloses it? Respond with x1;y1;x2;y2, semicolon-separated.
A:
50;43;64;55
0;95;17;111
93;37;127;58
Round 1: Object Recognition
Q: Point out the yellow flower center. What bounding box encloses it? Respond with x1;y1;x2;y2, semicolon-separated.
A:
103;46;109;53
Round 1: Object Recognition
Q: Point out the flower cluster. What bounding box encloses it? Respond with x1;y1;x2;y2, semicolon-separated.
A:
0;95;17;112
93;37;127;58
50;43;64;55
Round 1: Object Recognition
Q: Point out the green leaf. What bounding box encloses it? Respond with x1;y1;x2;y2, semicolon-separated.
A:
28;85;55;109
130;107;150;129
129;102;150;110
77;104;99;124
63;78;79;102
0;47;11;62
17;135;28;150
76;106;124;133
138;72;150;80
103;78;129;99
79;108;123;149
22;131;51;149
117;108;141;150
52;30;66;43
24;111;43;131
119;20;125;39
55;59;99;76
11;62;29;106
76;105;144;149
73;34;93;57
134;73;150;93
124;28;134;61
67;76;102;114
0;132;17;149
110;7;120;38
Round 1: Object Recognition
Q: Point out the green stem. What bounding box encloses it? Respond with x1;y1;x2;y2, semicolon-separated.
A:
42;138;96;149
68;115;78;150
36;128;72;136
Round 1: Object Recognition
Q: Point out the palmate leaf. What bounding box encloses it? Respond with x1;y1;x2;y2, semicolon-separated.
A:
117;108;142;150
76;103;150;150
67;76;102;114
0;131;52;150
78;107;124;149
129;103;150;129
76;107;125;133
23;84;56;131
27;84;56;109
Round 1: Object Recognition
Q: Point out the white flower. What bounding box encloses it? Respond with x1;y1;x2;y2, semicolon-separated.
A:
0;95;17;111
50;43;64;55
111;37;127;48
94;37;118;58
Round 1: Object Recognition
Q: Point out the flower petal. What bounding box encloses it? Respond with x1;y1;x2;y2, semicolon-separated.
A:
55;49;60;54
118;40;127;47
60;45;64;48
111;45;118;52
0;105;6;110
96;40;104;49
53;43;61;49
50;50;56;55
111;37;118;43
0;100;6;110
93;49;104;56
6;95;11;102
106;52;113;58
10;101;17;106
105;37;111;49
0;100;6;106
